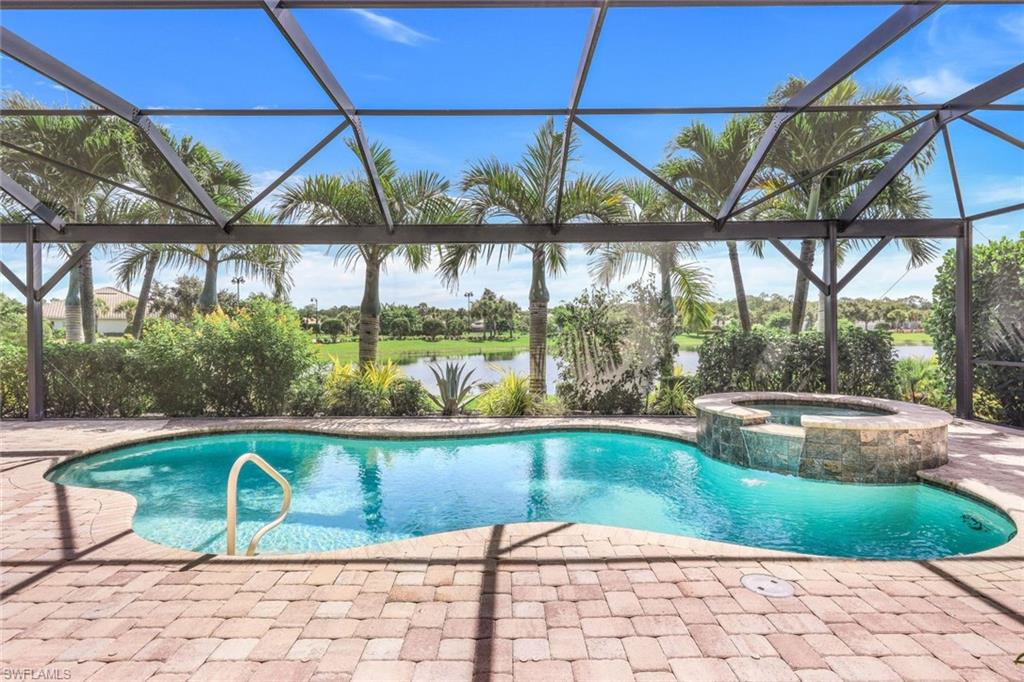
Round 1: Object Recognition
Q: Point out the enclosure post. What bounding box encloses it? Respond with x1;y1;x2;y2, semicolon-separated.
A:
25;226;44;421
955;220;973;419
823;221;839;393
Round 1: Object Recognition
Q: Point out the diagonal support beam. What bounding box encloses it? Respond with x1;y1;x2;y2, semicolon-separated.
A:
0;171;66;232
2;140;210;220
769;238;828;293
836;235;892;292
574;117;715;222
262;0;394;232
716;1;942;226
841;63;1024;226
228;120;350;225
0;28;227;229
37;243;95;300
941;127;966;220
553;0;608;231
962;114;1024;150
0;261;28;298
967;201;1024;222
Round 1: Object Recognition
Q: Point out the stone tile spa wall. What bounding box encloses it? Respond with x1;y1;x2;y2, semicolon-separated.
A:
695;392;953;483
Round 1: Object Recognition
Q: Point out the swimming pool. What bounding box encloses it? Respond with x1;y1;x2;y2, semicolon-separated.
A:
47;431;1015;559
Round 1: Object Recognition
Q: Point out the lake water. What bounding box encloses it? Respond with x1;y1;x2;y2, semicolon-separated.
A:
388;345;934;393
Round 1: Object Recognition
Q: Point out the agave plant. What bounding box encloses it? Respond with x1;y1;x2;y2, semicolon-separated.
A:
427;362;477;416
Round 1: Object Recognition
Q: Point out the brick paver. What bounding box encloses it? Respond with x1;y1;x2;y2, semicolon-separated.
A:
1;416;1022;681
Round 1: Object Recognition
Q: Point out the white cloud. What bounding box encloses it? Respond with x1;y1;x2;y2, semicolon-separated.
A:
904;68;975;101
969;176;1024;207
350;10;435;47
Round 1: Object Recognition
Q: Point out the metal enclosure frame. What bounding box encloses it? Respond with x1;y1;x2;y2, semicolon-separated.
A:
1;0;1022;420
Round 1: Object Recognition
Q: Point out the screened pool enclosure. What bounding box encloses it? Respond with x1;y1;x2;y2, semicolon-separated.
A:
0;0;1021;420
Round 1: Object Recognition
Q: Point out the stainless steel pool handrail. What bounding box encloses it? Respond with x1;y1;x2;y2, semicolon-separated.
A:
226;452;292;556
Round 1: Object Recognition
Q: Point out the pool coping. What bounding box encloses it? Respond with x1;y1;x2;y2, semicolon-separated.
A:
694;391;954;431
9;415;1020;564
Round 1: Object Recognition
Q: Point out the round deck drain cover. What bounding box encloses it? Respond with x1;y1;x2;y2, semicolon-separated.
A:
741;573;794;598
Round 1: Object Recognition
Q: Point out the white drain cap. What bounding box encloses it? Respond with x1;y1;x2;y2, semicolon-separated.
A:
740;573;794;598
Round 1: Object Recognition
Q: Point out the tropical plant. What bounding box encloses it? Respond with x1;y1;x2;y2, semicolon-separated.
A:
648;367;697;416
277;141;467;366
553;284;663;414
324;359;426;416
439;118;628;394
895;356;948;407
0;94;140;342
586;179;714;375
114;133;261;335
756;78;937;332
427;362;478;416
927;236;1024;425
661;115;765;331
476;369;540;417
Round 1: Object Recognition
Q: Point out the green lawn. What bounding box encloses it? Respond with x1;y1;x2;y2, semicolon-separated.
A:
891;331;932;346
674;333;706;350
316;330;930;364
317;334;530;363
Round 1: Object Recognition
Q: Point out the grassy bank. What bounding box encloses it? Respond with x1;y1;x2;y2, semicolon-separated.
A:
317;334;530;363
891;331;932;345
316;330;931;364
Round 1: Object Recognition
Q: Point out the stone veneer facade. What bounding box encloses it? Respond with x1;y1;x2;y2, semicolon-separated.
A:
695;392;953;483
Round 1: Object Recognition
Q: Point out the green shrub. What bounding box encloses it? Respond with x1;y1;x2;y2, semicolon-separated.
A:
324;361;428;416
895;356;949;408
136;319;206;416
192;300;315;416
927;236;1024;425
477;370;539;417
43;340;150;417
696;326;898;398
0;341;27;418
387;377;429;416
648;372;697;416
553;285;662;414
286;364;330;416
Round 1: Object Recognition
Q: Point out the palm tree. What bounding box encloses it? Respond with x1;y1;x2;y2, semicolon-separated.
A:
660;116;765;332
758;78;937;332
0;93;138;342
440;119;627;394
114;134;251;336
276;140;466;366
586;179;713;375
165;227;299;315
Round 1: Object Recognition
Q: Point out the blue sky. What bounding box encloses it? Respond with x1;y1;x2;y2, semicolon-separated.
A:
0;4;1021;308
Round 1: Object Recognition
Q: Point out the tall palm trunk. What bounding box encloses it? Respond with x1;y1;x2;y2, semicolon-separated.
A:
130;251;159;339
359;258;381;367
198;254;219;314
790;180;822;334
528;246;549;396
64;265;84;343
657;248;676;376
726;240;751;332
79;253;96;343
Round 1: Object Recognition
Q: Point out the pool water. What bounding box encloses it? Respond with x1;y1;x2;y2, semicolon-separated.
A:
47;431;1015;559
744;402;890;427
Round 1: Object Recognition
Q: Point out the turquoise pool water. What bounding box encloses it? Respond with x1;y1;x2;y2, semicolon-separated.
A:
744;402;890;427
47;431;1015;558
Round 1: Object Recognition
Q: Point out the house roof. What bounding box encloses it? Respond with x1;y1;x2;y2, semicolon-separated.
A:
43;286;138;322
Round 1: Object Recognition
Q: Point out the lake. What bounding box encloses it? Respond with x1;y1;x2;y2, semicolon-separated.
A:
387;345;934;393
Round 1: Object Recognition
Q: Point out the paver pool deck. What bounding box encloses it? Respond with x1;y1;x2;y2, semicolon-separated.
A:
1;416;1022;681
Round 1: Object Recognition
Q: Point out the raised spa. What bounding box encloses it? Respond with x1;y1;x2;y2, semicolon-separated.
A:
696;392;954;483
47;430;1013;559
